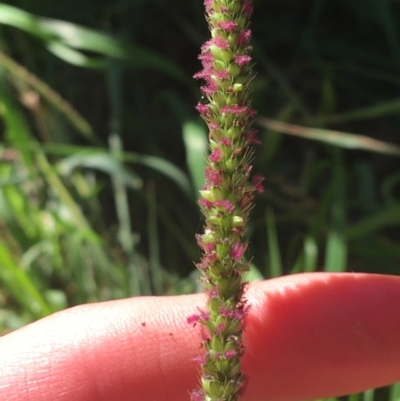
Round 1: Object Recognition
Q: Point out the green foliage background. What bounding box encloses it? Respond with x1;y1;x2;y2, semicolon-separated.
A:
1;1;400;399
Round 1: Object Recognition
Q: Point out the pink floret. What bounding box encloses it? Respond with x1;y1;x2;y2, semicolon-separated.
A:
218;21;237;31
230;242;245;260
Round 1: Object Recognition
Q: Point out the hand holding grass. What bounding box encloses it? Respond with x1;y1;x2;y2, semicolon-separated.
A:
2;273;400;401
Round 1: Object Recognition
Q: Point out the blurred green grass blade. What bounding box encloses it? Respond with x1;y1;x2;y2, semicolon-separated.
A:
325;230;347;272
182;120;208;196
0;172;27;187
46;41;106;69
266;208;283;277
0;173;35;243
0;4;191;85
63;227;129;301
39;17;184;74
0;3;52;39
319;98;400;125
35;150;90;229
107;60;134;257
348;393;361;401
125;152;192;197
289;232;318;274
108;113;144;296
363;389;375;401
109;138;134;254
58;151;142;190
346;205;400;240
66;230;98;301
42;144;192;196
20;240;53;271
325;153;347;272
154;91;205;197
0;68;35;165
389;382;400;401
258;117;400;157
0;99;28;144
44;289;68;312
303;235;318;272
246;264;264;282
0;243;52;318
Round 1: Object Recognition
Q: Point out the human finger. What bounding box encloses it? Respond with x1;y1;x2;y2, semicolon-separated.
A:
1;272;400;401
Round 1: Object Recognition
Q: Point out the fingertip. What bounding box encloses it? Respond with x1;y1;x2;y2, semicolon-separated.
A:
243;273;400;401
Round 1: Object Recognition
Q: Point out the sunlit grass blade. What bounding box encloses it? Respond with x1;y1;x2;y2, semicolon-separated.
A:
0;69;35;165
363;389;375;401
106;58;151;296
0;181;38;242
154;91;206;197
19;241;54;271
40;19;191;84
303;235;318;272
0;3;192;86
42;144;192;197
46;41;107;69
125;152;192;197
109;134;139;294
182;120;208;196
0;3;52;39
58;151;143;190
65;230;99;302
107;59;135;254
290;234;319;275
325;229;347;272
0;243;52;319
35;150;90;229
389;382;400;401
258;117;400;157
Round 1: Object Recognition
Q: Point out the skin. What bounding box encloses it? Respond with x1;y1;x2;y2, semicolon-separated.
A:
1;272;400;401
